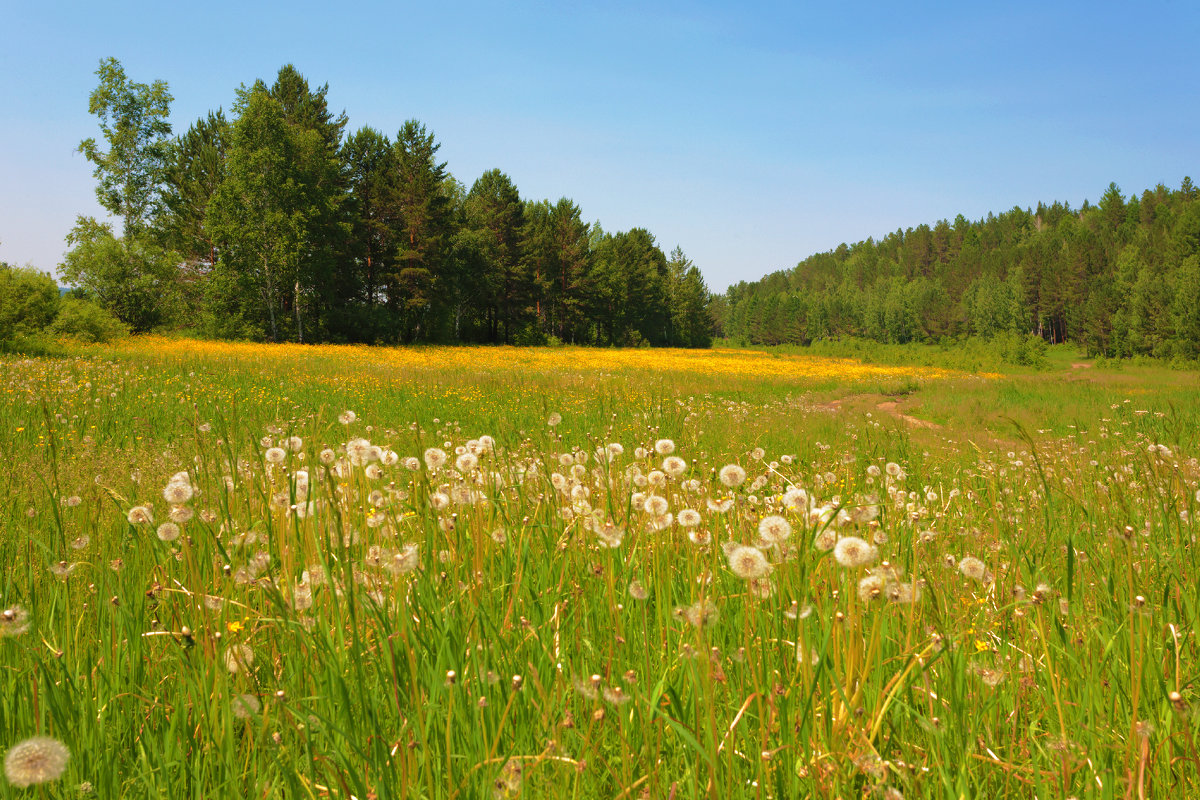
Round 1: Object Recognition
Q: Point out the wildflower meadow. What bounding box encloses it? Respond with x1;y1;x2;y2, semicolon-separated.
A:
2;339;1199;798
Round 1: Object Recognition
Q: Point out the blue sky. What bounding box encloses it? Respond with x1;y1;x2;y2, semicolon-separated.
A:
1;1;1196;291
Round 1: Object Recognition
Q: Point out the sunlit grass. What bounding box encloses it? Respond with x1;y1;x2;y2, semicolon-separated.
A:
1;339;1198;798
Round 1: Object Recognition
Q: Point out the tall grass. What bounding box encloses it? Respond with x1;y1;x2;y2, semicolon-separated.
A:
0;340;1197;798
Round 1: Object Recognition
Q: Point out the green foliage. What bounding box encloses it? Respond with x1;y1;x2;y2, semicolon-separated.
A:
69;61;710;347
159;110;229;265
666;247;714;347
206;84;311;342
464;169;528;342
77;57;174;237
59;216;180;332
49;296;129;342
723;178;1200;360
0;262;59;342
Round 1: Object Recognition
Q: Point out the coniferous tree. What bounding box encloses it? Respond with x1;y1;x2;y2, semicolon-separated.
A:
385;120;454;341
160;110;229;269
465;169;527;342
341;126;396;328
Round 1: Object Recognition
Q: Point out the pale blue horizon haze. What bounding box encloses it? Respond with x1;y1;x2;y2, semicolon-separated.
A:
1;1;1197;292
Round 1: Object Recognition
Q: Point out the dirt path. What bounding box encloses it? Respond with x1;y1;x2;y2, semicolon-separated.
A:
817;394;941;429
875;400;941;429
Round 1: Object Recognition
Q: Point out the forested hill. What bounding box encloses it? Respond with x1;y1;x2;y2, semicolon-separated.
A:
714;180;1200;358
61;60;713;347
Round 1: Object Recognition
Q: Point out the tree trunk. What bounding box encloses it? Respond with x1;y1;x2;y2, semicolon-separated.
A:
263;255;278;342
294;280;304;343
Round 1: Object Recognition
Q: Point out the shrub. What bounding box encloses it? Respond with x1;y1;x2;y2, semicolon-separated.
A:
50;297;129;343
0;264;59;342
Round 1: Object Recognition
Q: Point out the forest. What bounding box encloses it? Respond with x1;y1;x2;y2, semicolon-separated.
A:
48;59;714;347
7;59;1200;360
715;178;1200;359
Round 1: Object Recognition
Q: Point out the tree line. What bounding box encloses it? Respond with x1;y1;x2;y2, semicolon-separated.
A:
62;59;714;347
715;180;1200;359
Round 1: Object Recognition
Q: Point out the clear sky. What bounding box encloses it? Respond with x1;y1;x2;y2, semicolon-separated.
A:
1;1;1196;292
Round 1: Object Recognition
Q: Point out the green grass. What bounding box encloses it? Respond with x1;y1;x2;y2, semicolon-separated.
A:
0;339;1198;798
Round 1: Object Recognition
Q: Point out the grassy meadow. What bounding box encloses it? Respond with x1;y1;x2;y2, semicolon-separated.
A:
2;338;1200;798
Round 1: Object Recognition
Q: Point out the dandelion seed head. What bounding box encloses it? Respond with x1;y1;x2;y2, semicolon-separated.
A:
796;643;819;666
163;481;193;505
706;497;734;513
654;438;676;456
781;487;808;510
224;644;254;674
662;456;687;478
127;505;153;525
958;556;990;583
757;515;792;543
719;464;747;488
231;694;261;719
168;505;194;524
812;529;837;552
677;508;702;527
156;522;180;542
603;686;631;705
264;447;287;465
0;606;31;638
644;495;669;517
858;574;885;603
833;536;877;568
424;448;447;471
727;545;771;579
4;736;69;788
682;599;719;628
973;665;1005;688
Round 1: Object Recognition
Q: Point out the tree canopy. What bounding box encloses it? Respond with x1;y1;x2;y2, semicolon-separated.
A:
717;180;1200;359
63;59;715;347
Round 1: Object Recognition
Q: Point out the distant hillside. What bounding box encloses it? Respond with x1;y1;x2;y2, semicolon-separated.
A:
714;179;1200;358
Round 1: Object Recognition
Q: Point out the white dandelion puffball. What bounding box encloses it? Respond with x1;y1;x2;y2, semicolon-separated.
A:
833;536;878;568
719;464;747;488
4;736;69;788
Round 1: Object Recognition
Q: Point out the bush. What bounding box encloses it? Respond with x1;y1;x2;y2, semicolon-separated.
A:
0;264;59;342
50;297;129;343
511;323;547;346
